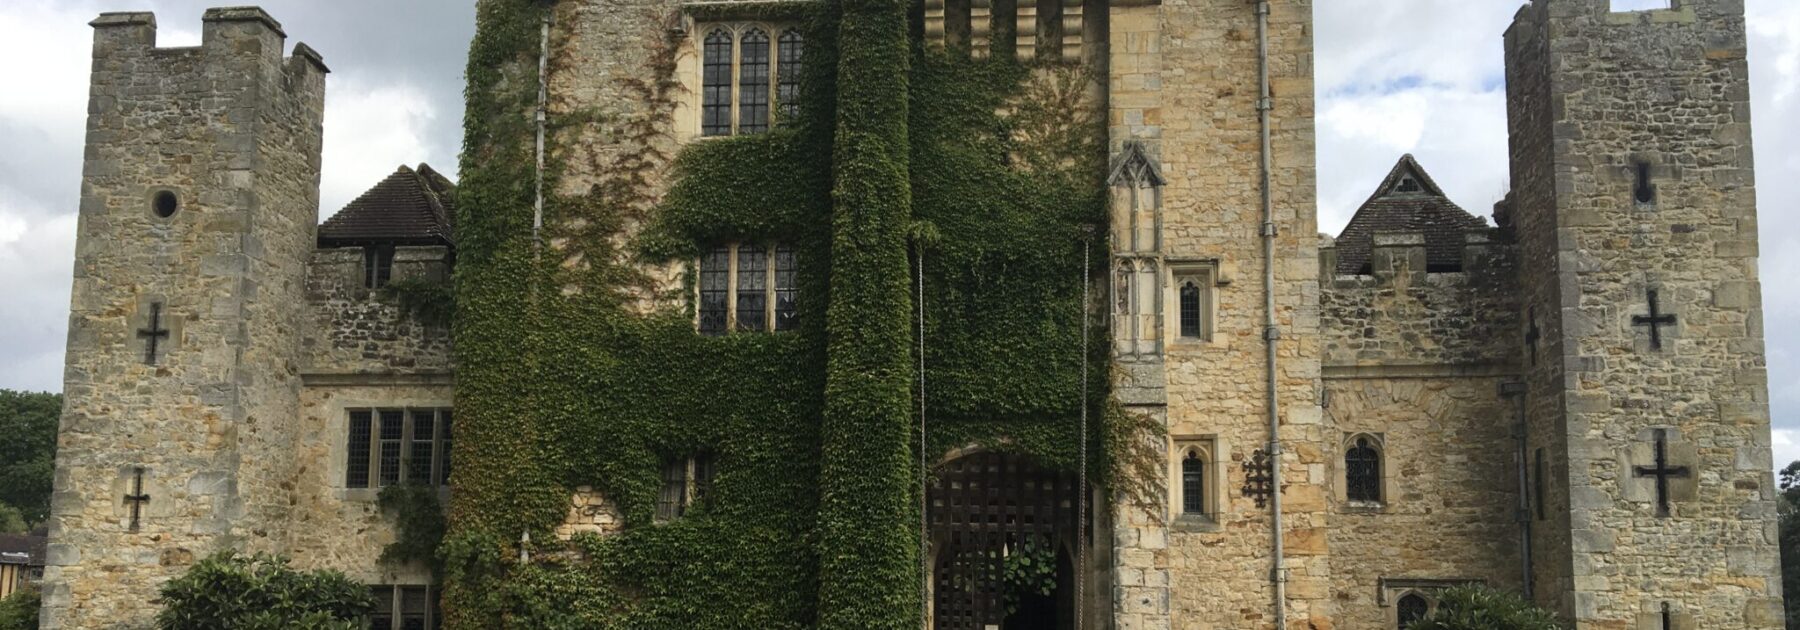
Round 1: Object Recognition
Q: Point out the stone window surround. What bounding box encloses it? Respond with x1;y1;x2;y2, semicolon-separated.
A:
675;19;803;142
1165;261;1220;346
1169;434;1228;533
694;242;797;334
1335;432;1395;513
324;393;454;503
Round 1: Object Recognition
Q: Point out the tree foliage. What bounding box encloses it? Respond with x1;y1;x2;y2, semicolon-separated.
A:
0;587;38;630
155;552;372;630
1777;461;1800;628
0;390;60;526
1406;585;1564;630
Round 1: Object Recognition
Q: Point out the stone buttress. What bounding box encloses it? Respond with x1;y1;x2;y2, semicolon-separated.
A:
1505;0;1782;626
41;8;326;628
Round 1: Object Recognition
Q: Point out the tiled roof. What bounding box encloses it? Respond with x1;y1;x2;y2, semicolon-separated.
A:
318;163;456;247
0;534;45;566
1332;154;1488;275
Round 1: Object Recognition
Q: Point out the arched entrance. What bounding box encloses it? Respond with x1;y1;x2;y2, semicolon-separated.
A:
929;451;1080;630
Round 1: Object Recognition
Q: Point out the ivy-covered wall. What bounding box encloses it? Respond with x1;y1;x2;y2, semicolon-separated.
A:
444;0;1115;627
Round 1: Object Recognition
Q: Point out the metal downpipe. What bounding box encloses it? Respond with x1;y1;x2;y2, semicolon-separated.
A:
1254;1;1286;628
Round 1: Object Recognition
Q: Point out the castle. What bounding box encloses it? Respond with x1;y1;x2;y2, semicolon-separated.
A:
39;0;1781;629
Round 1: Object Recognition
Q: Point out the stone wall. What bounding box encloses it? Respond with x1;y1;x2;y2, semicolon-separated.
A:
304;246;454;375
1505;0;1782;626
42;9;327;628
1318;231;1527;627
1105;0;1324;627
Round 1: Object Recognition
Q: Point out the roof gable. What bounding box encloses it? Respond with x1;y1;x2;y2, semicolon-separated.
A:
318;163;456;248
1332;155;1488;275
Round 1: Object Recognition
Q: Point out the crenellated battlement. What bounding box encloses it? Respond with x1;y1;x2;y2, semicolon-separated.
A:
88;7;326;102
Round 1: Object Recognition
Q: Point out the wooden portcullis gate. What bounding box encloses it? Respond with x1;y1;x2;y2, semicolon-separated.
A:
928;451;1080;630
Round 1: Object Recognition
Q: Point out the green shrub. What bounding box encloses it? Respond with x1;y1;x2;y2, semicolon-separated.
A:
155;551;372;630
1407;585;1565;630
0;587;39;630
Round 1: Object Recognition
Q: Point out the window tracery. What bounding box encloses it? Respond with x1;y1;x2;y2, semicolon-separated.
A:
696;23;804;136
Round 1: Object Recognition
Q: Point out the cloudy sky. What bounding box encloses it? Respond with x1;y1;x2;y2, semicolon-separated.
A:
2;2;1798;461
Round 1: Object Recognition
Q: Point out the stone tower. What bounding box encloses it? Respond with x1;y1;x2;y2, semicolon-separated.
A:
1504;0;1781;627
41;8;326;628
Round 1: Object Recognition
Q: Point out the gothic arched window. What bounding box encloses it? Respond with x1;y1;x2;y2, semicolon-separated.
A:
1181;450;1205;516
737;29;771;134
1346;436;1382;504
777;30;804;122
701;30;733;136
1396;593;1429;628
1179;279;1203;338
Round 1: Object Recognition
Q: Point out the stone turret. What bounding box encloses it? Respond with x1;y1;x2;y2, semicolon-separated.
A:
1504;0;1780;626
41;7;325;628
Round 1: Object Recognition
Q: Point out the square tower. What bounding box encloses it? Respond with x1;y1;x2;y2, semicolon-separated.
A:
1504;0;1781;626
41;8;326;629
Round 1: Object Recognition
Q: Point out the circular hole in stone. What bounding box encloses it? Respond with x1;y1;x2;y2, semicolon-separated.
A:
151;190;179;218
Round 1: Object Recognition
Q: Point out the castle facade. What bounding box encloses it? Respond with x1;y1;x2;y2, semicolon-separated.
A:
40;0;1781;628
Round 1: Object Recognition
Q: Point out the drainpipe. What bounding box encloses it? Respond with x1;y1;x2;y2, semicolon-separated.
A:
1253;1;1285;628
1502;380;1533;598
532;11;550;252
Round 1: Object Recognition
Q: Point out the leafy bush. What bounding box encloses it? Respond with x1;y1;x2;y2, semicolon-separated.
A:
377;482;447;572
155;551;372;630
0;587;39;630
1407;585;1564;630
0;390;60;526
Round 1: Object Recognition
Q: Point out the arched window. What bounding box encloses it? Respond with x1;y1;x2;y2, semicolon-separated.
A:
1396;592;1430;628
737;29;771;134
777;30;804;122
1181;450;1205;516
1346;436;1382;504
1178;279;1203;338
701;30;733;136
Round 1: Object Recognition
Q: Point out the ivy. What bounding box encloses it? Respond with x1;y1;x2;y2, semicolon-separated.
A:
445;0;1118;626
376;483;448;573
379;276;456;329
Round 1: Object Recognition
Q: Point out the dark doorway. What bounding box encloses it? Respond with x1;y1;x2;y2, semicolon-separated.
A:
929;451;1080;630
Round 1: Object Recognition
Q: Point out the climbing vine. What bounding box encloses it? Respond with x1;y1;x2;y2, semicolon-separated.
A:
444;0;1121;627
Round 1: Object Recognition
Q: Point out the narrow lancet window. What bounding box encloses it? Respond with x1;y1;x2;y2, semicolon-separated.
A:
738;29;771;134
702;30;734;136
657;458;688;522
777;30;804;123
736;244;768;331
699;247;731;335
1179;279;1203;338
1181;451;1205;515
1346;437;1381;503
1634;161;1656;204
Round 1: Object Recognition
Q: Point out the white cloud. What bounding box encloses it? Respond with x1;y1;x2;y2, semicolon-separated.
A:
319;76;439;217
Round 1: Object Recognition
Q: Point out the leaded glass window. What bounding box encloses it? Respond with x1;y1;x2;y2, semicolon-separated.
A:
1397;593;1429;628
693;452;717;505
1346;437;1382;503
777;30;804;122
699;247;731;335
774;245;798;331
1179;279;1202;338
736;244;768;331
738;29;771;134
347;409;453;489
347;411;372;488
379;411;405;487
702;30;733;136
369;585;442;630
1181;451;1204;515
657;457;688;522
364;245;395;289
696;242;797;334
